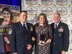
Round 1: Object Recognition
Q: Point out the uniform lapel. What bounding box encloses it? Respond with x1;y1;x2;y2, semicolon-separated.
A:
18;22;23;29
18;22;28;30
57;22;62;30
52;23;54;33
26;23;30;31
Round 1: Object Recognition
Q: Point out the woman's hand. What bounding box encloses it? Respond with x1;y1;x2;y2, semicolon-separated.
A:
45;39;51;44
32;37;35;41
4;37;10;44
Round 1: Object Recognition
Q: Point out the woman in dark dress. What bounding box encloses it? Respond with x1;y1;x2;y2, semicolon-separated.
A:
1;7;13;54
34;13;52;54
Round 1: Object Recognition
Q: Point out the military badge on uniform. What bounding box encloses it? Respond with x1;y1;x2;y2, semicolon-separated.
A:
9;28;12;34
58;27;64;32
30;26;33;31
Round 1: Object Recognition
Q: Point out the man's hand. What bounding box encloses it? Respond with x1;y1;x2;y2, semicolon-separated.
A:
27;44;32;50
61;51;66;54
32;37;35;41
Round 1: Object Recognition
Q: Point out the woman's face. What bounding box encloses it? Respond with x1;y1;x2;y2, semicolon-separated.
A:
3;11;11;21
39;15;45;24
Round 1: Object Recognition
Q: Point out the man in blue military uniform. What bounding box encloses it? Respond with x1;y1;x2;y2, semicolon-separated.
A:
50;12;69;54
10;11;35;54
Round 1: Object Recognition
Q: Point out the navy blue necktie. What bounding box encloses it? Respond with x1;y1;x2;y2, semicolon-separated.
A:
54;24;58;34
23;24;28;31
23;24;26;29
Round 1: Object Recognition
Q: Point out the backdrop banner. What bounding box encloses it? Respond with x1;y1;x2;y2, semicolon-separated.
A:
21;0;72;54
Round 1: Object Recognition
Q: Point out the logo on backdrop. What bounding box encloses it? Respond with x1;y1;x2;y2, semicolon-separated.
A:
25;6;37;15
41;7;53;15
56;7;67;16
25;0;38;5
56;0;67;6
41;0;53;6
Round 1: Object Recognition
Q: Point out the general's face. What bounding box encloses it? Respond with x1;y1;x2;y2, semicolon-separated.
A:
3;11;10;21
19;12;27;23
39;15;45;24
53;13;60;23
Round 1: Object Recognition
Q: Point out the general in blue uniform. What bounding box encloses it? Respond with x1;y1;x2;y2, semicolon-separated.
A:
10;11;35;54
50;13;69;54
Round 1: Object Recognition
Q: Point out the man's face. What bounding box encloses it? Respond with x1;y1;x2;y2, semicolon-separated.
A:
53;13;60;23
19;12;27;23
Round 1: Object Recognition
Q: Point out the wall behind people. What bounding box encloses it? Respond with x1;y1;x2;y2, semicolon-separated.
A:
21;0;72;54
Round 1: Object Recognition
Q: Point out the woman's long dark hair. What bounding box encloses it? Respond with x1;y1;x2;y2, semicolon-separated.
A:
2;7;13;20
38;13;48;26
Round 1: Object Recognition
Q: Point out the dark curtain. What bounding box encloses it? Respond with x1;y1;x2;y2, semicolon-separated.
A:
0;0;21;8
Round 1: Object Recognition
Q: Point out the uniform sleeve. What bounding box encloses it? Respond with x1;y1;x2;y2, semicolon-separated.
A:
29;24;36;46
31;25;36;37
62;24;69;51
9;24;17;53
48;26;52;39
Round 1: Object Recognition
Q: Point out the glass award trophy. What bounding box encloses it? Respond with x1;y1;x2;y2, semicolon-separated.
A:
39;34;45;46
